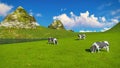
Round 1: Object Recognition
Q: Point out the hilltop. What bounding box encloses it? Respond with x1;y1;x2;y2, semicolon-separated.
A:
0;6;39;28
48;20;65;30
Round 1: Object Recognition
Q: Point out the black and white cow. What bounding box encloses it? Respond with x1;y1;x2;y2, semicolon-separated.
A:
48;37;58;45
78;34;86;40
90;41;109;53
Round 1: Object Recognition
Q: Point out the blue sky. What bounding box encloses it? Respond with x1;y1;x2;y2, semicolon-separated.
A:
0;0;120;32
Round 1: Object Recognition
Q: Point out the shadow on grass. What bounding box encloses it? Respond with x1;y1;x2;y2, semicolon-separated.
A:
85;49;107;53
75;38;86;40
75;38;79;40
0;38;48;44
85;49;91;52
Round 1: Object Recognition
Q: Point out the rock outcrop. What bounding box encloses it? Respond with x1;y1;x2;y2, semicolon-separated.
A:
48;20;65;29
0;6;39;28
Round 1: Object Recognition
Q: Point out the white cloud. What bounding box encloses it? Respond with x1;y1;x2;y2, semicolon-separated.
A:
53;11;118;32
53;11;104;29
0;2;13;16
36;13;42;17
111;9;120;15
101;27;111;32
101;17;106;22
111;19;119;23
53;13;75;28
79;30;97;32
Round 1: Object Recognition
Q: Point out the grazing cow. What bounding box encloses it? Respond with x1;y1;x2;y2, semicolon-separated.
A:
48;37;58;45
90;41;109;53
78;34;86;40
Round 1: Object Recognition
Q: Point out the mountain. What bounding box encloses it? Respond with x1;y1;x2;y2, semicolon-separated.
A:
48;20;65;30
106;22;120;32
0;6;39;28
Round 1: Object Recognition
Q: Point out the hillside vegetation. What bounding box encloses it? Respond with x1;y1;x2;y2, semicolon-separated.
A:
0;26;76;39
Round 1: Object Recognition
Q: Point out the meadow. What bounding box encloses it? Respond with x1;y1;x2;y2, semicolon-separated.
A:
0;23;120;68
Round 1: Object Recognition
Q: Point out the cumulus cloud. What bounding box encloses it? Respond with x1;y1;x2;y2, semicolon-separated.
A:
0;2;13;16
101;17;106;22
111;19;119;23
53;11;104;29
53;11;119;32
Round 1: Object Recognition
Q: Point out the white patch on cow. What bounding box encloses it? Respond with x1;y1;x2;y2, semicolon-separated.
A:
93;42;100;52
53;38;57;45
104;41;109;45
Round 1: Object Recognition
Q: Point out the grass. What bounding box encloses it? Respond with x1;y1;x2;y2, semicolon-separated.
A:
0;23;120;68
0;32;120;68
0;26;76;39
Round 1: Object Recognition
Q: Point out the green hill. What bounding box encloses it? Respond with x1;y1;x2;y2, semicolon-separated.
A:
106;22;120;32
0;6;38;28
0;26;76;39
0;27;120;68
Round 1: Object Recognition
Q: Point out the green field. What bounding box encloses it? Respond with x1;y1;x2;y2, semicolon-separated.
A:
0;23;120;68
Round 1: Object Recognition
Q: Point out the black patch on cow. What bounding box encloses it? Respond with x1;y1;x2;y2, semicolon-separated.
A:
90;45;96;52
96;42;108;48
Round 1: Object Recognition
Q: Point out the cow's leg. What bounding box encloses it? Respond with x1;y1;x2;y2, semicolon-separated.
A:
53;39;57;45
94;48;96;53
83;36;85;40
93;43;99;53
91;47;94;53
96;45;100;53
79;35;81;40
106;46;109;52
98;48;100;53
55;40;57;45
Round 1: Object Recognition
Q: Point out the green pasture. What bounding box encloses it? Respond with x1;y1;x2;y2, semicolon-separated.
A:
0;32;120;68
0;23;120;68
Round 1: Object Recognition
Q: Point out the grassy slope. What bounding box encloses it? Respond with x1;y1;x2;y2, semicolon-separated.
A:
0;26;76;39
0;25;120;68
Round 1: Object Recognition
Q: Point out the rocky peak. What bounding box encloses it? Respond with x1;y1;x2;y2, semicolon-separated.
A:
48;20;65;30
0;6;39;28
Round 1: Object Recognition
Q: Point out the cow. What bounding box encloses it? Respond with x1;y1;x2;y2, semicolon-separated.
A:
48;37;58;45
90;41;109;53
78;34;86;40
